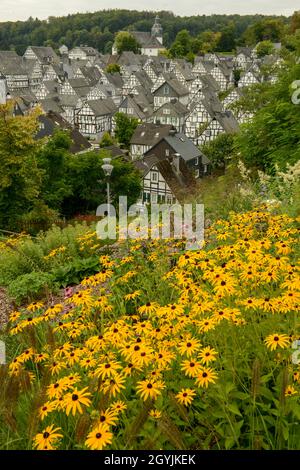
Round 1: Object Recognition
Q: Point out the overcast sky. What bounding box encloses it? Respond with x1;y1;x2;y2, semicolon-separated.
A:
1;0;299;22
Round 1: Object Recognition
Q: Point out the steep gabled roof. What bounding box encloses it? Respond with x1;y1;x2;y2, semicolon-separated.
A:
135;154;197;202
130;123;174;146
163;133;202;162
153;99;189;117
154;78;189;97
87;98;117;116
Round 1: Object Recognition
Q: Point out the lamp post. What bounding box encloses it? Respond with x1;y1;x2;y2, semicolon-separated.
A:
101;157;113;217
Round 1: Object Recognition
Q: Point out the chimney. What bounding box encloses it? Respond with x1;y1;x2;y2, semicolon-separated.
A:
169;128;176;137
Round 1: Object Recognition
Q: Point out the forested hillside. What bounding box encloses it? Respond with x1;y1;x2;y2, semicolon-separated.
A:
0;9;290;55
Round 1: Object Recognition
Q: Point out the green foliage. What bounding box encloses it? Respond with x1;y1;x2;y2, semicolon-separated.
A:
243;18;285;46
236;62;300;172
201;133;237;170
0;102;44;230
0;108;140;229
62;149;141;217
105;63;121;74
50;256;101;288
256;40;275;58
0;222;109;303
196;164;254;220
99;132;115;148
115;31;140;54
114;112;139;149
0;10;288;54
37;130;73;211
217;22;236;52
8;272;56;305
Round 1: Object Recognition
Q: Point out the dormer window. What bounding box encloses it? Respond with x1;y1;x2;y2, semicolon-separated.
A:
163;85;169;95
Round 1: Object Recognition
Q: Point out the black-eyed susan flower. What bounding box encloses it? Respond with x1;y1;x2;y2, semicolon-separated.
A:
136;379;165;401
94;360;122;379
138;302;159;315
181;359;202;378
195;367;218;388
39;402;56;420
109;401;127;413
175;388;196;406
63;387;92;416
264;334;290;351
198;347;218;365
178;338;201;357
149;409;162;419
85;423;113;450
102;373;126;397
33;425;62;450
285;385;297;397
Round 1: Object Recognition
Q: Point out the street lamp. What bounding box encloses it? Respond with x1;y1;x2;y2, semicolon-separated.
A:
101;157;113;217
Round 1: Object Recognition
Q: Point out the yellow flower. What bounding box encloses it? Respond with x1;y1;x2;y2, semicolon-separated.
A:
138;302;160;315
27;302;44;312
195;367;218;388
98;409;119;426
33;425;62;450
285;385;297;397
124;291;141;301
198;347;218;365
175;388;196;406
149;409;162;419
39;401;56;420
94;361;122;379
63;387;92;416
136;379;165;401
109;401;127;413
85;423;113;450
178;338;201;357
181;359;202;378
264;334;290;351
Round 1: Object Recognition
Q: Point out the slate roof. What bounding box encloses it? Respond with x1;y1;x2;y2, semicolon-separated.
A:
162;133;202;162
236;47;253;58
153;100;189;117
29;46;59;64
87;98;117;116
131;31;162;49
0;51;28;76
154;78;189;97
131;123;174;146
214;110;240;133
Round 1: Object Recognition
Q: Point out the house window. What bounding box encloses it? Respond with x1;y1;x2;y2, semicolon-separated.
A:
166;195;173;204
163;85;169;95
203;164;208;173
195;169;200;178
151;172;158;182
151;193;157;203
143;192;150;203
165;149;170;157
163;108;170;115
195;157;199;166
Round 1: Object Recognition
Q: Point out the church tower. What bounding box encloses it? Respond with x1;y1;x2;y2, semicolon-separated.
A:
151;15;163;45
